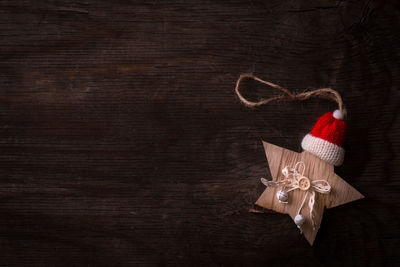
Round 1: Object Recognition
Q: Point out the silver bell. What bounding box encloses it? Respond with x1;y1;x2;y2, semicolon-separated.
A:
294;214;306;227
276;190;288;203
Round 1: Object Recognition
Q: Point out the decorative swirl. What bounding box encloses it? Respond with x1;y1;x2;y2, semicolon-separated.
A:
260;161;331;230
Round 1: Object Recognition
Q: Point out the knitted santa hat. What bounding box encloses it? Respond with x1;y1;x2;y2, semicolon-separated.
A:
301;110;347;166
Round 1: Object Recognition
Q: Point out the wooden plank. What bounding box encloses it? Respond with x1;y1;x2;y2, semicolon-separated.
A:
0;0;398;265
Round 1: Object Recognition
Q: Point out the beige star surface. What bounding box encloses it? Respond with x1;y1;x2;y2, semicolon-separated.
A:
254;141;364;245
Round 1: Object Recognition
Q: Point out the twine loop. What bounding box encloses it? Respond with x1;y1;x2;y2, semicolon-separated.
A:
261;162;331;230
234;73;346;114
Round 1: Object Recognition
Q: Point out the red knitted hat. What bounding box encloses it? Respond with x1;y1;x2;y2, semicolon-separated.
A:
301;110;348;166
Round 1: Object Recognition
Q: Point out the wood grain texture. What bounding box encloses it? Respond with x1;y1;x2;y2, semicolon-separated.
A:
0;0;399;266
254;141;364;245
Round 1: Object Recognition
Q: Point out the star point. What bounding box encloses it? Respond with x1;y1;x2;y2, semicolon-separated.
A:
254;141;364;245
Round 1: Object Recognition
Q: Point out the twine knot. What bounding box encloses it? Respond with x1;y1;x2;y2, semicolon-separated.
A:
261;162;331;230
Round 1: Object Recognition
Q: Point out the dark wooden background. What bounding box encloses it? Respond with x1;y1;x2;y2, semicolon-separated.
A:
1;0;399;266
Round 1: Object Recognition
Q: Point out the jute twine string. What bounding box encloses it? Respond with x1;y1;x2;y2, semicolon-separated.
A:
234;73;346;115
261;162;331;231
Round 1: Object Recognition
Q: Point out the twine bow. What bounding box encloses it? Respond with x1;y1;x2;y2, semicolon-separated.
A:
261;162;331;229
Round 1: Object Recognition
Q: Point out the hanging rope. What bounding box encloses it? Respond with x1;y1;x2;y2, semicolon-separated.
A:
234;73;346;114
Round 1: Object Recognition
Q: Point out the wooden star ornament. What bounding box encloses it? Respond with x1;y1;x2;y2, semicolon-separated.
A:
233;74;365;245
253;141;364;245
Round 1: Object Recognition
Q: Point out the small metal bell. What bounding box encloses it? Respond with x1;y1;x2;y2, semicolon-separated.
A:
294;214;306;227
276;190;288;203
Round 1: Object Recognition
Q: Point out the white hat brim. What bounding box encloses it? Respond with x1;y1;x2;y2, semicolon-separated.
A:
301;134;345;166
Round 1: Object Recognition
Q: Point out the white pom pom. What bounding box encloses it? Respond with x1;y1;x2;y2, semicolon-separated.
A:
294;214;306;227
333;109;344;120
